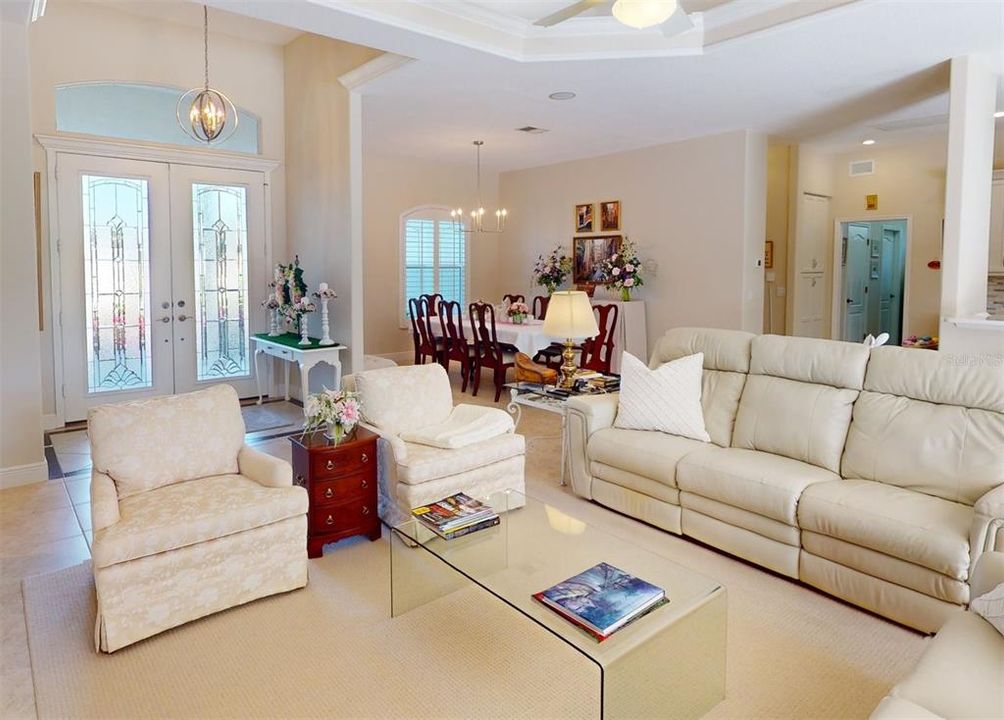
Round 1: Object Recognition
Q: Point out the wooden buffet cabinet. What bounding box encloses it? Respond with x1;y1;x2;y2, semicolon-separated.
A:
290;427;381;558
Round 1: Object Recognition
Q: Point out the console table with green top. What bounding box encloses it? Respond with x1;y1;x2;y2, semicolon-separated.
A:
252;333;347;412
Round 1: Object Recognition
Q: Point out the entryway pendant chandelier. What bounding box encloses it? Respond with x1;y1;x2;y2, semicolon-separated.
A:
176;5;238;145
451;140;507;235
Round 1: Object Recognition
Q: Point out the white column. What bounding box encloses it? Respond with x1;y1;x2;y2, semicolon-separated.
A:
1;1;46;487
940;56;996;325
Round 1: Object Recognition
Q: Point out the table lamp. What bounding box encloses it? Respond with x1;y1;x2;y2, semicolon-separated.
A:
542;290;599;389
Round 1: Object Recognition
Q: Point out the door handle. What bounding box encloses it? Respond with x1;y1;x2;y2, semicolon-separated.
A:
846;299;853;304
159;316;171;323
177;314;189;322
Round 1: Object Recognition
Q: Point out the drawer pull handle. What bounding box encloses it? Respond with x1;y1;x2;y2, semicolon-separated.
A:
325;515;334;526
361;478;368;488
361;453;369;463
326;460;335;471
362;506;370;515
324;487;334;499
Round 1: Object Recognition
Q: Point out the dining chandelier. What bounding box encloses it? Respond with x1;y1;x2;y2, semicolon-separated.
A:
176;5;238;144
451;140;508;235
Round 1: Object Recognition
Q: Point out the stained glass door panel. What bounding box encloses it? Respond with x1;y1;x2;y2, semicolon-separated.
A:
192;184;250;381
58;156;174;421
81;175;154;392
170;166;266;397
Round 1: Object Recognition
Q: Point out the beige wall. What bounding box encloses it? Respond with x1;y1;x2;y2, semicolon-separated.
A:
498;129;766;355
828;135;948;338
284;35;380;377
28;0;288;417
765;145;790;334
1;2;46;484
362;152;500;358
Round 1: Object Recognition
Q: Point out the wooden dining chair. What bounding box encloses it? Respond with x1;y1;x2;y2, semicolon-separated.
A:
438;300;476;392
531;295;549;320
469;301;516;402
502;293;525;306
420;293;443;316
579;303;619;374
408;296;443;365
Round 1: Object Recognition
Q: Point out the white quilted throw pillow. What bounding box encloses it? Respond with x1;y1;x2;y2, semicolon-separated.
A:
970;583;1004;636
614;352;711;443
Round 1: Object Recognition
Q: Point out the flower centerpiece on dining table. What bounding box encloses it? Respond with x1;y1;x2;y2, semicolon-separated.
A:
506;301;531;324
303;388;361;444
601;236;645;301
533;246;572;295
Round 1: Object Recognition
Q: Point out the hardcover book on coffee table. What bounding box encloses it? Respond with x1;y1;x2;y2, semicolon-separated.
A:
534;562;666;640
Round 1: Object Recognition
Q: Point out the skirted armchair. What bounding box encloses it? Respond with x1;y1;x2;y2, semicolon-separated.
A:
346;364;526;524
88;384;308;653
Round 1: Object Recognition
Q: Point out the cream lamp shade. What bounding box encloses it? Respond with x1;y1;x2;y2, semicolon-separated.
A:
611;0;678;29
543;291;599;339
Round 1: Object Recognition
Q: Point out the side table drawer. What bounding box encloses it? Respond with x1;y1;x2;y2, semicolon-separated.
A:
311;444;374;480
311;500;376;533
262;344;295;361
311;471;375;506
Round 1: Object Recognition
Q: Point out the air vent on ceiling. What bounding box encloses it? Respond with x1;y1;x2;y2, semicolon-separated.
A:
516;126;549;134
849;159;875;177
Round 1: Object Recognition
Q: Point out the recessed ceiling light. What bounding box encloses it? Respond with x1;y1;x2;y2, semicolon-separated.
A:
995;111;1004;118
862;139;876;146
548;91;576;101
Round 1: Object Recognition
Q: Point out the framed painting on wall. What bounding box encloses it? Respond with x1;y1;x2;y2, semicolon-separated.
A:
599;200;620;231
573;235;622;284
575;203;594;233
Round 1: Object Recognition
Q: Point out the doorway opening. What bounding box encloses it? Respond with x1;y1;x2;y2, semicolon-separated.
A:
836;219;908;345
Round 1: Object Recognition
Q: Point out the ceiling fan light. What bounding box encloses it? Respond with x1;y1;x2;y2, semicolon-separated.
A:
611;0;678;29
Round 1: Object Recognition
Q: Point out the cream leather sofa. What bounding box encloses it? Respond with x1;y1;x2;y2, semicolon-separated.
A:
871;552;1004;719
88;384;308;652
567;328;1004;632
348;364;526;524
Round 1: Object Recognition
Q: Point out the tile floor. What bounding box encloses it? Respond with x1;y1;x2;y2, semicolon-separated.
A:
0;389;523;719
0;399;311;719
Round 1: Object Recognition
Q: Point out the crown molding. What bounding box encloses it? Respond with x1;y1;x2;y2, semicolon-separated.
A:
338;53;414;91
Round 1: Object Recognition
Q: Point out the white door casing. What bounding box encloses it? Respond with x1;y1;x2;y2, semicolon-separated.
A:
41;135;277;424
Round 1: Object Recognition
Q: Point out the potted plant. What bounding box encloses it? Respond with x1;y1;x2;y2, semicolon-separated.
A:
601;237;645;301
506;301;530;324
533;246;572;295
303;388;362;444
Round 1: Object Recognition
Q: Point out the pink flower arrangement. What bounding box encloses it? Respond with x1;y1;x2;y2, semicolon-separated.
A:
304;388;362;440
506;301;530;323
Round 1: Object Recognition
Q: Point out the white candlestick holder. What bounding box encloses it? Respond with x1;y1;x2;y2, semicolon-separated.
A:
298;313;311;346
319;298;334;345
269;308;281;336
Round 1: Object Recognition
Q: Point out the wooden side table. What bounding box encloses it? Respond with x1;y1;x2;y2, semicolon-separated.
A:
290;427;380;558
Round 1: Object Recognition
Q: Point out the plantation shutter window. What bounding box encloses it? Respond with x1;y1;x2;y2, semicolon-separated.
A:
401;208;468;324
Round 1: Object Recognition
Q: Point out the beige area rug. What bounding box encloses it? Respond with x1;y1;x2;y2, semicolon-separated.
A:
23;405;928;718
23;483;927;719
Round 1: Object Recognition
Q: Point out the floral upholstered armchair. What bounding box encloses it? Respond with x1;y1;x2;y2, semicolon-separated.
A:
87;384;308;652
346;364;526;524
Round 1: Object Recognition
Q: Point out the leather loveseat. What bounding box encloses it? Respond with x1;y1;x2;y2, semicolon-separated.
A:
567;327;1004;632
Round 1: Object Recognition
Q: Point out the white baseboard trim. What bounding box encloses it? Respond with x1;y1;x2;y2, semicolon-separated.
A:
42;413;63;431
0;460;48;489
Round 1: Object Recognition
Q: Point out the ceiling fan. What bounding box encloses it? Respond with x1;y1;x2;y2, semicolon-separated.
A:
533;0;695;33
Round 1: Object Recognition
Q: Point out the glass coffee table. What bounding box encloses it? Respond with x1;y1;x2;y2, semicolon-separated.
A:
389;490;726;719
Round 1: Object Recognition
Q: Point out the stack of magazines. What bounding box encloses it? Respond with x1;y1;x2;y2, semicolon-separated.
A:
411;492;500;540
533;562;666;641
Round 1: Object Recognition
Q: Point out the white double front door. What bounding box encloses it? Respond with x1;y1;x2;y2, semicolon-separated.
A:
56;153;268;422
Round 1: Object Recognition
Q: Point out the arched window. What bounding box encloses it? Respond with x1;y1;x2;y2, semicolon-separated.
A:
400;206;468;325
55;82;260;154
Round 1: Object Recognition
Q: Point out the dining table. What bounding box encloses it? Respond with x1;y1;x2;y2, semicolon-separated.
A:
432;316;560;356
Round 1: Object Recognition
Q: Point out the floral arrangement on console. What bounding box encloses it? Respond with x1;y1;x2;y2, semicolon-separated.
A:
303;388;361;444
263;256;317;345
506;301;530;324
601;236;644;301
533;246;573;295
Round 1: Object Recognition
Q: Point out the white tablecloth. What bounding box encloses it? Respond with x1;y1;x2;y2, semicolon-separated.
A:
433;318;558;356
